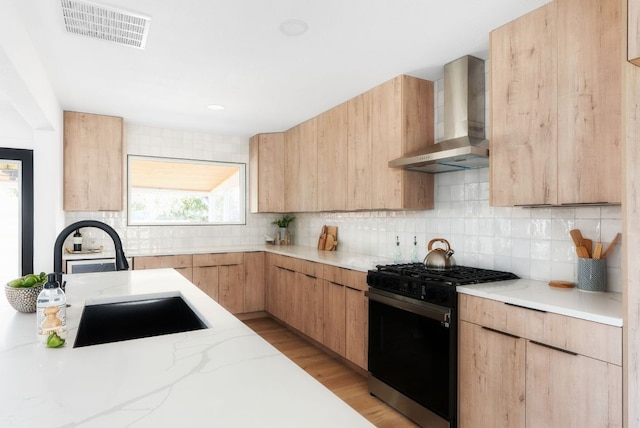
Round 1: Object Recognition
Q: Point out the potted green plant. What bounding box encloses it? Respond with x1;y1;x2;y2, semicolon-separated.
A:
272;214;295;243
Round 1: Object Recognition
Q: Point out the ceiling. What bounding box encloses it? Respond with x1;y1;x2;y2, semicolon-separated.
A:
14;0;550;138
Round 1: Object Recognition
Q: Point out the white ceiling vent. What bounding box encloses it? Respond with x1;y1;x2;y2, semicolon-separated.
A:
60;0;151;49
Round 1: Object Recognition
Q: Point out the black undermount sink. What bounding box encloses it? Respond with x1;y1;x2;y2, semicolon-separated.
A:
74;296;208;348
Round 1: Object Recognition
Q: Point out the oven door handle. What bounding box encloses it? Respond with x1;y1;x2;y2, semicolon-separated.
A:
366;289;451;324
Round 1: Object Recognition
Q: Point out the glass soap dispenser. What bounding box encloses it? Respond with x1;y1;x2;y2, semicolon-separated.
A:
36;273;67;344
411;236;419;263
393;236;402;263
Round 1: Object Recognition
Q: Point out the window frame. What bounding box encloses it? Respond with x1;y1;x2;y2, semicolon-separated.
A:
126;155;246;227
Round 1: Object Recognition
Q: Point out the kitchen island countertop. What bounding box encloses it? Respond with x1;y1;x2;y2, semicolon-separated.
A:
0;269;374;428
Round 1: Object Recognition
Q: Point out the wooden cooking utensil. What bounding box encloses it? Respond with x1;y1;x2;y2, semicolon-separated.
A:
569;229;584;248
317;225;327;250
593;242;603;259
581;238;593;258
549;280;574;288
576;246;590;258
601;233;620;259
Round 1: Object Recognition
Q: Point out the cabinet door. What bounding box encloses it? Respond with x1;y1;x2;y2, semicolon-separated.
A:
458;321;526;428
300;272;324;343
556;0;622;204
63;111;123;211
346;92;372;210
317;103;348;211
285;118;318;212
244;252;265;312
345;286;367;370
249;133;285;213
192;266;219;301
489;3;558;206
323;280;346;356
371;77;403;209
218;264;244;314
370;76;434;210
631;0;640;66
526;340;622;428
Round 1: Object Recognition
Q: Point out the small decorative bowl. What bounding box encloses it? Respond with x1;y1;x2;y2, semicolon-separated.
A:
5;283;43;313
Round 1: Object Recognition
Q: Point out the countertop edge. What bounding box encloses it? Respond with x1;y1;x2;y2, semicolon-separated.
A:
457;283;623;327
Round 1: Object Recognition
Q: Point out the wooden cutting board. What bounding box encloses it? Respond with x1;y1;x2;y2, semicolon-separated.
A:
318;225;338;251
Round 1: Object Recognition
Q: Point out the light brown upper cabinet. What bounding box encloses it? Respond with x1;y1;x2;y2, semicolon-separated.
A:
371;75;435;210
346;92;373;210
249;133;285;213
630;0;640;66
63;111;124;211
285;117;318;212
317;102;348;211
490;0;622;206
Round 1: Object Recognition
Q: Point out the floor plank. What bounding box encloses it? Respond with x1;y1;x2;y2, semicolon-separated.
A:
244;317;420;428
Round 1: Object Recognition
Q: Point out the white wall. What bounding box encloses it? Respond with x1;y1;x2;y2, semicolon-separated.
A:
0;0;64;278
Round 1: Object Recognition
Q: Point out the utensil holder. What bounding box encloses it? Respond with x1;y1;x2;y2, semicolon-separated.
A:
577;258;606;292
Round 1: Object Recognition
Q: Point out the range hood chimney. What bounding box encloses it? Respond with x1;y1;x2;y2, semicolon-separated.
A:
389;55;488;173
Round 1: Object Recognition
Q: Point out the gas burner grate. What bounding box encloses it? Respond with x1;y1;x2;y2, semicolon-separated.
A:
374;263;519;286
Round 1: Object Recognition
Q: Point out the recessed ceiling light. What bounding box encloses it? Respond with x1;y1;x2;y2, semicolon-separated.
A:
207;104;225;111
279;19;308;37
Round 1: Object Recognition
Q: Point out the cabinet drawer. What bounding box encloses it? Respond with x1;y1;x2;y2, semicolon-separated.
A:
459;293;527;337
134;255;192;269
323;264;344;284
298;260;321;278
459;294;621;365
193;252;243;267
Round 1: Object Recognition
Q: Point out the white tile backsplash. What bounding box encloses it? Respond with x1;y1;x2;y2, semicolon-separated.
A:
291;169;623;293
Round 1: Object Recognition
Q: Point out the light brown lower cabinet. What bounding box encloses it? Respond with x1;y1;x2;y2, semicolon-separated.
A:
192;253;245;314
345;284;368;370
459;321;526;428
265;255;368;369
243;252;265;313
323;279;346;357
133;255;193;281
458;294;622;428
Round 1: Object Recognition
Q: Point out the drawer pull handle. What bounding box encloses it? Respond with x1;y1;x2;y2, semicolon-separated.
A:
304;273;317;279
529;340;578;356
505;302;547;313
481;326;520;339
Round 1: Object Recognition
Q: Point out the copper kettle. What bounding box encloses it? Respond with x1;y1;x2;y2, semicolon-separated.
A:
424;238;456;270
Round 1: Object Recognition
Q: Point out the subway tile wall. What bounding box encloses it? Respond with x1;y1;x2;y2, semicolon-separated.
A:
290;168;622;292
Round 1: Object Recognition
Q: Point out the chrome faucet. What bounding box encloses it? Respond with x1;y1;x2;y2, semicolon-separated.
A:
53;220;129;284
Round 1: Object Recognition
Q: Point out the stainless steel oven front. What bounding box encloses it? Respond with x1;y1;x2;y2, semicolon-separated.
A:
367;288;457;428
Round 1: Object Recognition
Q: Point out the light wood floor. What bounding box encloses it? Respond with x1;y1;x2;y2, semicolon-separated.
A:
243;317;420;428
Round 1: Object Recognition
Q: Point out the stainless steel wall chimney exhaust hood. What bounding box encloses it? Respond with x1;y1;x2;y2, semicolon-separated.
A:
389;55;488;173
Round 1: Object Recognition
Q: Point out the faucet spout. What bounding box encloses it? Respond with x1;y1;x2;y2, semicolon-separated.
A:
53;220;129;282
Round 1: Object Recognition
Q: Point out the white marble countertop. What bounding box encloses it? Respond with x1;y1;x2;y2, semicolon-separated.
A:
62;244;623;326
65;244;391;272
0;269;374;428
457;279;623;327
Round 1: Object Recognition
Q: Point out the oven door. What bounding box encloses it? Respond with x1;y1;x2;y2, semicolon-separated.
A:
367;288;456;426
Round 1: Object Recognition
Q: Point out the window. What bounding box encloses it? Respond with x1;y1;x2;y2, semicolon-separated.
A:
127;156;245;226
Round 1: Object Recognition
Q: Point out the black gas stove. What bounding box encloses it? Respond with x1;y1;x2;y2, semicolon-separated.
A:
367;263;519;308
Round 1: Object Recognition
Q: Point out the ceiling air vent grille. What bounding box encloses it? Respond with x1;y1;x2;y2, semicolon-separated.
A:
60;0;151;49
